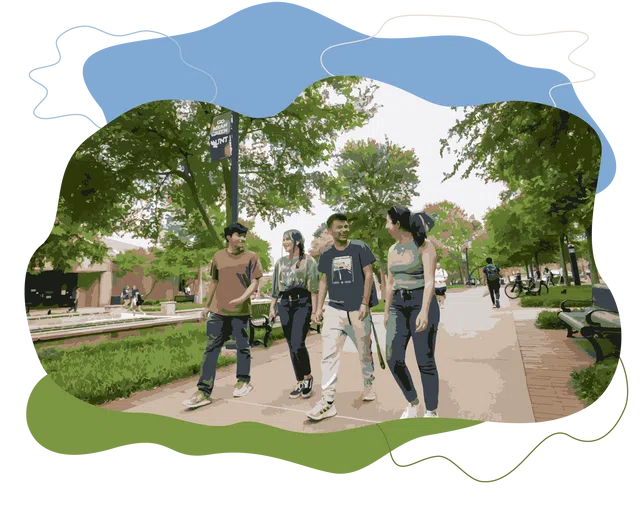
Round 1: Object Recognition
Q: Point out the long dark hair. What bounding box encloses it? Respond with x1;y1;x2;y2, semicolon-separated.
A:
388;206;434;248
283;229;305;268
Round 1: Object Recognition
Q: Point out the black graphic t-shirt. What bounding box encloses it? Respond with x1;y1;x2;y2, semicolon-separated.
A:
318;240;379;311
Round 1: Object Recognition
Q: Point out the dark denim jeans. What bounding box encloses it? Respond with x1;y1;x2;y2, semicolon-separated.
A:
277;294;312;382
487;280;500;305
386;289;440;411
197;312;251;396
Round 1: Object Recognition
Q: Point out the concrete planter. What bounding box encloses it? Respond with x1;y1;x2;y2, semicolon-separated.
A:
161;301;177;315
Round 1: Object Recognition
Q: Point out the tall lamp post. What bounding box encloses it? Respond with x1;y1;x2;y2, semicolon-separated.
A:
464;238;472;285
568;243;581;286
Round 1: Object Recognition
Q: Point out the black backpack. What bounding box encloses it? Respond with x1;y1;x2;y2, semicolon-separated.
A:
485;264;500;281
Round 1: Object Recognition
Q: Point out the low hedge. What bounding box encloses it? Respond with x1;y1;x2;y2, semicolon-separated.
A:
570;359;618;405
536;311;567;330
38;322;283;405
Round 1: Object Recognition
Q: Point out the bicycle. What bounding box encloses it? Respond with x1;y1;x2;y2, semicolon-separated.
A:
504;278;548;299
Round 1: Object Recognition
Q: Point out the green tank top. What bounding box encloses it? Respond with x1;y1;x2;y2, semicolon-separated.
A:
388;242;424;290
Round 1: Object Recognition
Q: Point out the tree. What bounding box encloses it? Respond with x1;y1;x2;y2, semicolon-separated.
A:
440;102;601;284
31;77;378;273
423;201;484;283
28;207;109;273
144;246;212;296
320;137;420;285
111;250;148;279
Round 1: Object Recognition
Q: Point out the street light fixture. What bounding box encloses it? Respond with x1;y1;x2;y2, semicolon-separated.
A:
464;238;472;286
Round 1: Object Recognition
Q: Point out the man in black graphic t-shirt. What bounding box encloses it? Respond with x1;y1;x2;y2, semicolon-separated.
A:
307;213;378;422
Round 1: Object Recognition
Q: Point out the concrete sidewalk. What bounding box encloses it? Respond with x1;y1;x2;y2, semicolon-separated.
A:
108;287;535;432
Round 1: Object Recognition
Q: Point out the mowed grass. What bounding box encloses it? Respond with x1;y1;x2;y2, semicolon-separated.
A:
37;322;284;405
520;285;592;308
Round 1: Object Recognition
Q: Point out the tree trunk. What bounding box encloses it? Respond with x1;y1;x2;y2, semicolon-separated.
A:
379;269;387;298
180;160;223;247
147;279;159;297
559;234;570;286
585;225;601;285
459;266;464;284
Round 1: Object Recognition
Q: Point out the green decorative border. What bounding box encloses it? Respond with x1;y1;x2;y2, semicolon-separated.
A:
24;361;640;487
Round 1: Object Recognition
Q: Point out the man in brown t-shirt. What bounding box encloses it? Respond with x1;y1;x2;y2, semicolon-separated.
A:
183;222;263;409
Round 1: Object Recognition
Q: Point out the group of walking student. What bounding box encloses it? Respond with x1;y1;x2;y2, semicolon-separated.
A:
183;207;442;421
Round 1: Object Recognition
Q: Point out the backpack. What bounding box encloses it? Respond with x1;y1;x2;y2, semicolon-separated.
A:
485;264;500;281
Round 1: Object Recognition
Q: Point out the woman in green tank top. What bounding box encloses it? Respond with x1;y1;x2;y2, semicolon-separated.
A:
384;206;441;419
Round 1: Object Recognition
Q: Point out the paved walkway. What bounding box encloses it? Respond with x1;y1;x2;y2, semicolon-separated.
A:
511;308;592;422
104;288;541;432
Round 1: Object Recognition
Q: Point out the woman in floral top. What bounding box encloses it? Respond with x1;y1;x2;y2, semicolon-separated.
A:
270;229;319;399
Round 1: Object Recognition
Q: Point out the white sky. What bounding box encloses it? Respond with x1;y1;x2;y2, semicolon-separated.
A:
112;80;505;264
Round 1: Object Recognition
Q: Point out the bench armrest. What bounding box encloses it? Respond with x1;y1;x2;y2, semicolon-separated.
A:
560;299;593;312
586;308;620;328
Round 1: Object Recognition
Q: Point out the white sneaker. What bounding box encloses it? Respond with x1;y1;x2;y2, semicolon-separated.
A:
362;385;376;402
232;381;253;398
400;403;418;419
424;410;439;418
306;399;337;421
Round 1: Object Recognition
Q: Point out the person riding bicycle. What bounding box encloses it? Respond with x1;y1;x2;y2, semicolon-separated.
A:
483;257;501;309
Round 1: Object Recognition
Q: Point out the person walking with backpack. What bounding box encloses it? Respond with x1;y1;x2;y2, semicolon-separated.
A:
483;258;501;309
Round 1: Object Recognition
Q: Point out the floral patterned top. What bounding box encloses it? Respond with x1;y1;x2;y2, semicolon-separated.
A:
271;255;320;298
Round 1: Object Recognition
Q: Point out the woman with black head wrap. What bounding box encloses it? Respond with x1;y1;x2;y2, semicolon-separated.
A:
384;206;441;419
270;230;319;399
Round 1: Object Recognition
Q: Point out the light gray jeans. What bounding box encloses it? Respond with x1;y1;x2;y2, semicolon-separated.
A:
320;305;375;402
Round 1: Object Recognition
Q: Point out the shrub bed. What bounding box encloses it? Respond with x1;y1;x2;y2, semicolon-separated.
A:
570;359;619;405
38;322;283;405
536;311;566;330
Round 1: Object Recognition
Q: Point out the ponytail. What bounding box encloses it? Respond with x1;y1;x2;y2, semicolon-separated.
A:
296;240;306;269
389;206;435;248
409;212;435;248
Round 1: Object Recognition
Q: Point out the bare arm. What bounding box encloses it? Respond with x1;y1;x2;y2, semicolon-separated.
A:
362;264;374;307
384;271;395;317
232;278;260;304
270;262;279;319
421;242;437;313
314;273;328;322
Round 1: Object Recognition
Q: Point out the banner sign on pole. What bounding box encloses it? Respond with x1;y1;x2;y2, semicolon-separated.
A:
210;111;234;162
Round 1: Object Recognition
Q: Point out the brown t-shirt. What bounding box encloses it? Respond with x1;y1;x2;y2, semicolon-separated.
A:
208;249;263;316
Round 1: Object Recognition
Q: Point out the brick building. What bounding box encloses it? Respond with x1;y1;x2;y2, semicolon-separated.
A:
25;238;206;308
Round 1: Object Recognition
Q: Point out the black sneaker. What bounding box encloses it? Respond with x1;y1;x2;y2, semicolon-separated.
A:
289;382;303;399
301;376;314;399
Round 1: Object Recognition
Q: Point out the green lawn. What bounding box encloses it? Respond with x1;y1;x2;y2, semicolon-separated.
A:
37;322;283;405
520;285;592;308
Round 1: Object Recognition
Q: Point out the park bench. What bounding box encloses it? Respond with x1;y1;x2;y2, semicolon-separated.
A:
528;280;544;296
225;315;321;350
174;294;196;303
557;286;621;362
224;315;273;349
